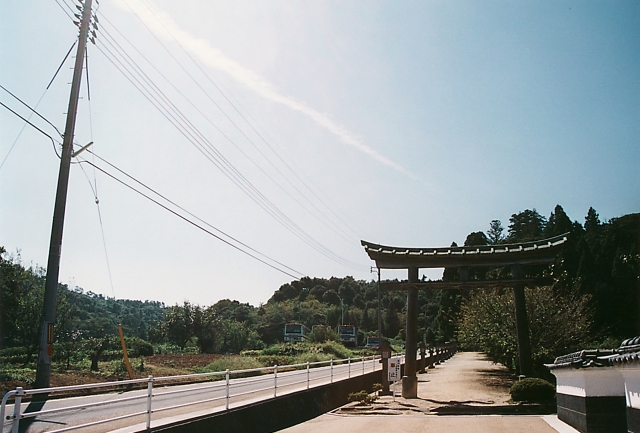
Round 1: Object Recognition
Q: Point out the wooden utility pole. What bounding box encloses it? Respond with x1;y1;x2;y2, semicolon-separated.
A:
35;0;93;389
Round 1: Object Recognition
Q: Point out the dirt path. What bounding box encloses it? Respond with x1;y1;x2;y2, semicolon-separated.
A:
416;351;515;408
279;352;566;433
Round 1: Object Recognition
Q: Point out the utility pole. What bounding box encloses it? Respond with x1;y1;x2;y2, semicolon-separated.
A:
35;0;93;389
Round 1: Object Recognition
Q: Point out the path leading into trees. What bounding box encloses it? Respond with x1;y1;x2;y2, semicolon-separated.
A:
278;352;579;433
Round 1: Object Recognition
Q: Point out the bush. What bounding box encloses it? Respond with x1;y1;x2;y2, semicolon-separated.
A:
196;356;265;375
261;343;304;357
127;338;154;357
256;355;295;366
314;341;353;359
348;390;377;404
0;347;28;364
510;378;555;403
0;366;35;386
308;327;338;343
153;343;183;354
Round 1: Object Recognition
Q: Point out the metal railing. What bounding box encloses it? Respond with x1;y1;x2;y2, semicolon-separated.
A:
1;354;386;433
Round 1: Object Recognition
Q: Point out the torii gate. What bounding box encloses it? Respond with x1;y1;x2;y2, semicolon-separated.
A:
361;233;568;398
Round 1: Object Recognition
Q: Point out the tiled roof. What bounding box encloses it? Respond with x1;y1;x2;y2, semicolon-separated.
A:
545;349;616;370
608;336;640;366
545;337;640;370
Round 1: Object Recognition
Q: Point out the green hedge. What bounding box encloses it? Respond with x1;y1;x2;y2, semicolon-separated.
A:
510;378;555;403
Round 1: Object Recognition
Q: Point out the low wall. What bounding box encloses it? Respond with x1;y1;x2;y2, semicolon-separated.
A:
150;369;382;433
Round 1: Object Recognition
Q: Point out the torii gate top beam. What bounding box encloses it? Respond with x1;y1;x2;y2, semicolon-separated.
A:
361;234;568;270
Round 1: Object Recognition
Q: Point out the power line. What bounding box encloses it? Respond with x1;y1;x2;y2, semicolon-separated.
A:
56;1;368;271
91;27;367;271
0;100;62;160
96;17;357;245
77;156;304;280
85;149;304;277
119;0;364;245
0;84;63;137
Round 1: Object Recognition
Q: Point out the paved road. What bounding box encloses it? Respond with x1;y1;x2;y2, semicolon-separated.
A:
2;358;382;433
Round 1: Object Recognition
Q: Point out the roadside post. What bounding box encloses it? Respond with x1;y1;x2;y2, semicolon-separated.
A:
378;339;393;395
388;356;401;401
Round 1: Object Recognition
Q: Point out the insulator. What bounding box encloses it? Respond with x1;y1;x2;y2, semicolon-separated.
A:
93;14;99;23
91;30;97;38
74;13;81;19
74;21;81;27
90;37;96;45
76;5;82;11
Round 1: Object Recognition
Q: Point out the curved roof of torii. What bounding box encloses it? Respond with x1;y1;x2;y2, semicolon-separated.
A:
361;233;569;269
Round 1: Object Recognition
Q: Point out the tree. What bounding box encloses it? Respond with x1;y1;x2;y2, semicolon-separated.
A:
486;220;505;245
544;205;572;238
464;231;489;246
165;303;193;349
0;249;45;362
457;287;593;376
584;207;601;233
508;209;546;242
322;289;341;306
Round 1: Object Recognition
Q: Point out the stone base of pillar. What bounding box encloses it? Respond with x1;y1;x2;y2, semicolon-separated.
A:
402;375;418;398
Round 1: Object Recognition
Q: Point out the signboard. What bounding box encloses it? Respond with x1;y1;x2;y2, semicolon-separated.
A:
388;357;401;382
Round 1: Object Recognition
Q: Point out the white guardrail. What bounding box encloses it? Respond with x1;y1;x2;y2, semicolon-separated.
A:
1;354;393;433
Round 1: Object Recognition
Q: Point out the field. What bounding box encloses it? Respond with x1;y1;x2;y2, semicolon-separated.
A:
0;353;227;396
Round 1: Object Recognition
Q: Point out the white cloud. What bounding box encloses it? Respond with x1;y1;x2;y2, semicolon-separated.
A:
115;0;411;176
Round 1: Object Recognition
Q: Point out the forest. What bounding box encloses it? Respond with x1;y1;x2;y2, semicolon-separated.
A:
1;204;638;381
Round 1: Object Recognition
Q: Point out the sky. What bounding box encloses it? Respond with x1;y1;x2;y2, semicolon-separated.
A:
1;0;638;307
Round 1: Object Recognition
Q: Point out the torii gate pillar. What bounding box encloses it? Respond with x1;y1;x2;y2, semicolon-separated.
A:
402;266;419;398
511;264;533;376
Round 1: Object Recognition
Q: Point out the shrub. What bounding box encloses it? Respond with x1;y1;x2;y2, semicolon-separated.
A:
261;343;304;357
0;347;28;364
127;338;154;357
0;367;35;386
348;390;377;404
307;327;338;343
196;356;265;376
256;355;295;366
315;341;352;359
510;378;555;403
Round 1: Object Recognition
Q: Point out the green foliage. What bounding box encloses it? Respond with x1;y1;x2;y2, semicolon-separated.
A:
0;249;45;362
464;231;489;246
508;209;547;242
126;337;154;357
0;366;35;386
196;356;265;374
487;220;505;245
457;287;593;375
255;355;295;366
0;205;636;377
510;378;555;403
307;326;338;343
314;340;353;359
348;390;377;404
